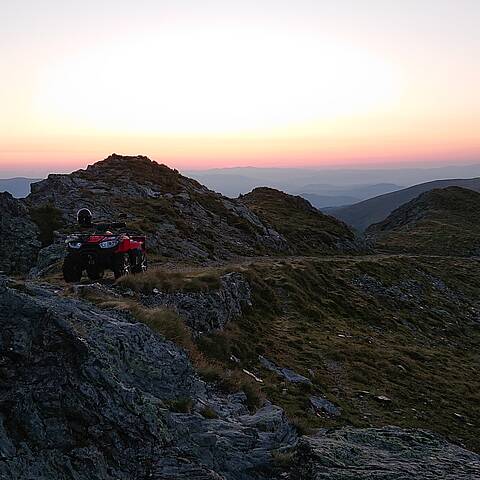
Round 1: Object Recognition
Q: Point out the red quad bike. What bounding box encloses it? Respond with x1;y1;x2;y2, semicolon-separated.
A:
62;229;147;282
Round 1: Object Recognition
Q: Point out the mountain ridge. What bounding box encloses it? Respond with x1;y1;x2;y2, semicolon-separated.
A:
1;154;358;274
240;187;358;254
329;177;480;231
366;186;480;255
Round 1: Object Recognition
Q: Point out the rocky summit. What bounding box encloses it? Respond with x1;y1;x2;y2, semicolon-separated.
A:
26;155;363;261
25;154;288;262
0;154;362;276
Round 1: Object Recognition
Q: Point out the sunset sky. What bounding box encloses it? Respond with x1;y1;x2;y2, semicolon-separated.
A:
1;0;479;176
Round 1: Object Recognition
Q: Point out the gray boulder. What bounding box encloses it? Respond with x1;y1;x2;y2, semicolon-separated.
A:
309;396;341;417
259;355;312;385
28;241;66;277
290;426;480;479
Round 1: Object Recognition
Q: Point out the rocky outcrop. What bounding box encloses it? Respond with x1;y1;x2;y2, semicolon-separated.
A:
1;276;479;479
28;241;66;278
291;427;480;479
0;276;296;479
142;272;252;334
26;154;287;260
0;192;41;274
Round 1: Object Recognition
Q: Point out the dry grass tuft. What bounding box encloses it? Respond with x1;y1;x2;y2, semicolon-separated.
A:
132;306;194;350
115;267;228;294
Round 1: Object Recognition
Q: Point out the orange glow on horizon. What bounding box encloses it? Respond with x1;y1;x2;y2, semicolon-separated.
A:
1;1;479;176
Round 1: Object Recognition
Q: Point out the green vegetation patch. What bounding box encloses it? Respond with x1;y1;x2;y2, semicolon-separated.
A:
70;250;480;452
30;204;65;246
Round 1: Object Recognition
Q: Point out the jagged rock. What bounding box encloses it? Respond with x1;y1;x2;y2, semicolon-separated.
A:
352;274;424;303
28;241;66;277
142;272;252;334
163;404;296;479
352;271;466;309
309;396;340;417
1;276;478;479
0;192;41;274
0;276;296;479
290;426;480;479
72;281;123;298
259;356;312;385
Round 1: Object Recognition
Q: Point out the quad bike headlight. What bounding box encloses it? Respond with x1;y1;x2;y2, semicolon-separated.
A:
99;238;119;249
68;242;82;249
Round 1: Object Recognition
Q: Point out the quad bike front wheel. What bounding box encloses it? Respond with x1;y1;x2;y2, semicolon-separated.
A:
113;253;131;279
63;255;82;283
86;266;104;281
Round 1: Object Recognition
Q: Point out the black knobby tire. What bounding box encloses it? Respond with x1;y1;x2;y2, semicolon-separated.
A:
131;249;148;274
113;253;131;279
63;255;82;283
86;267;104;281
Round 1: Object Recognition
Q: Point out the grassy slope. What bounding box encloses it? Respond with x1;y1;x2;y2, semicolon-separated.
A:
241;187;355;254
366;187;480;256
58;248;480;452
195;255;480;452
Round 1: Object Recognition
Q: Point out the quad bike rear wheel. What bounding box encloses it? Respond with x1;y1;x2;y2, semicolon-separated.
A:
113;253;131;279
63;255;82;283
131;249;147;274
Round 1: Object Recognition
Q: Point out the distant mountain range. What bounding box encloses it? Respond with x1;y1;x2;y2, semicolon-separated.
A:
185;163;480;198
298;183;403;208
3;162;480;203
0;177;40;198
299;193;361;208
328;177;480;231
